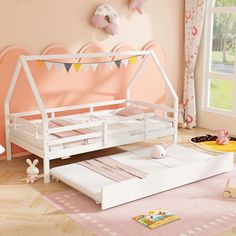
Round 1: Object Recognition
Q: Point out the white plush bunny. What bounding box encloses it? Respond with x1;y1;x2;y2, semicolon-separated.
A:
26;159;39;183
0;145;5;155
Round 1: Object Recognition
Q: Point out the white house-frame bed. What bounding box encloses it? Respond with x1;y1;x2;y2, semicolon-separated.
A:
4;51;179;184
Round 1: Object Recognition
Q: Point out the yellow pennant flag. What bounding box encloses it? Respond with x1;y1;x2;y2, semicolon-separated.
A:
73;63;81;72
129;57;136;64
36;60;44;68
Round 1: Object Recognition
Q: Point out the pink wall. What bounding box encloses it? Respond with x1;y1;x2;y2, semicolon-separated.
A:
0;0;184;94
0;0;184;158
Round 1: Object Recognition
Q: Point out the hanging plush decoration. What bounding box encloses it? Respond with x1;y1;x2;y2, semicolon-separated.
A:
129;0;146;14
91;4;119;36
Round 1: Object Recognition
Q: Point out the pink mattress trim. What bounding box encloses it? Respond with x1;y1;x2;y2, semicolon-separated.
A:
79;157;147;182
49;119;97;144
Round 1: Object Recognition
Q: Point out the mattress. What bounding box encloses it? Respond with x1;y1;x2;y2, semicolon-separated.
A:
50;145;212;203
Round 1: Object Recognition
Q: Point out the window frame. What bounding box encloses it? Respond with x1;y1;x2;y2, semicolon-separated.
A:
202;0;236;117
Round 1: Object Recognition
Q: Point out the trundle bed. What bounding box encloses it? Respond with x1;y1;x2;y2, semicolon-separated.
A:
51;144;234;210
5;51;178;183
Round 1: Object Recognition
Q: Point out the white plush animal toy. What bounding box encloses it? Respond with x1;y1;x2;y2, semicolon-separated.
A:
0;145;5;155
151;145;167;159
26;159;39;183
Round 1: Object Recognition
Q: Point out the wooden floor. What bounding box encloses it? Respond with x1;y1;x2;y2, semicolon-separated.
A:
0;128;235;236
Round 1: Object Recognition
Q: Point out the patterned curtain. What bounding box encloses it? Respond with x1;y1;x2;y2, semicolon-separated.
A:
183;0;207;129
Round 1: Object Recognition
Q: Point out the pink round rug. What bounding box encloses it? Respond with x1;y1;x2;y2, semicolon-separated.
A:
44;169;236;236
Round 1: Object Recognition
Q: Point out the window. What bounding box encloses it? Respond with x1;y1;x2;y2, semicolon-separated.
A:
203;0;236;115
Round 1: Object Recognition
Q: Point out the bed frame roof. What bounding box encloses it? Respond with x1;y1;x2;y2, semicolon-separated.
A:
5;50;178;122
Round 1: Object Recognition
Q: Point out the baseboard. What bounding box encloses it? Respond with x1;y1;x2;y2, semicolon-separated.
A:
0;151;32;160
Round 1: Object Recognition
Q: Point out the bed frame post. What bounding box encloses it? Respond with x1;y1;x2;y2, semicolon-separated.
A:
43;158;50;183
4;60;22;160
173;99;178;144
150;51;179;144
20;56;50;183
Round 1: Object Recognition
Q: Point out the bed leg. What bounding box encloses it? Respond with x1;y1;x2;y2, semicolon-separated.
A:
5;124;12;160
173;133;178;144
6;141;12;161
43;157;50;184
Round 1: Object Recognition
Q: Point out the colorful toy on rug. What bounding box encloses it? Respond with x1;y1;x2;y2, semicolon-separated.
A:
223;179;236;199
150;145;167;159
133;209;180;229
190;131;236;153
26;159;39;183
216;128;229;145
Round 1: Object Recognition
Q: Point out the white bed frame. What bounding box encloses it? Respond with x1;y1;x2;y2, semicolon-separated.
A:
4;51;178;183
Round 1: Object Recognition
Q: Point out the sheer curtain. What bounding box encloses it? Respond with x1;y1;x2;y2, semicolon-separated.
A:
183;0;207;129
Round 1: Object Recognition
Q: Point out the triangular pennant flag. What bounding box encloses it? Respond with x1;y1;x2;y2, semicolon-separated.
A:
106;62;113;70
136;56;143;62
83;64;90;71
55;63;63;72
36;60;44;68
73;63;81;72
91;63;98;72
64;63;72;72
45;62;53;71
115;60;122;68
122;59;129;67
129;56;136;64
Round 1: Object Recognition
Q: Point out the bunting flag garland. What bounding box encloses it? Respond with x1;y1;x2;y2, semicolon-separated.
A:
114;60;122;68
35;55;140;74
83;64;90;71
55;63;63;72
64;63;72;72
73;63;81;72
107;62;114;70
122;58;129;67
45;62;54;71
36;60;44;68
129;56;136;64
137;56;143;62
91;63;98;72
